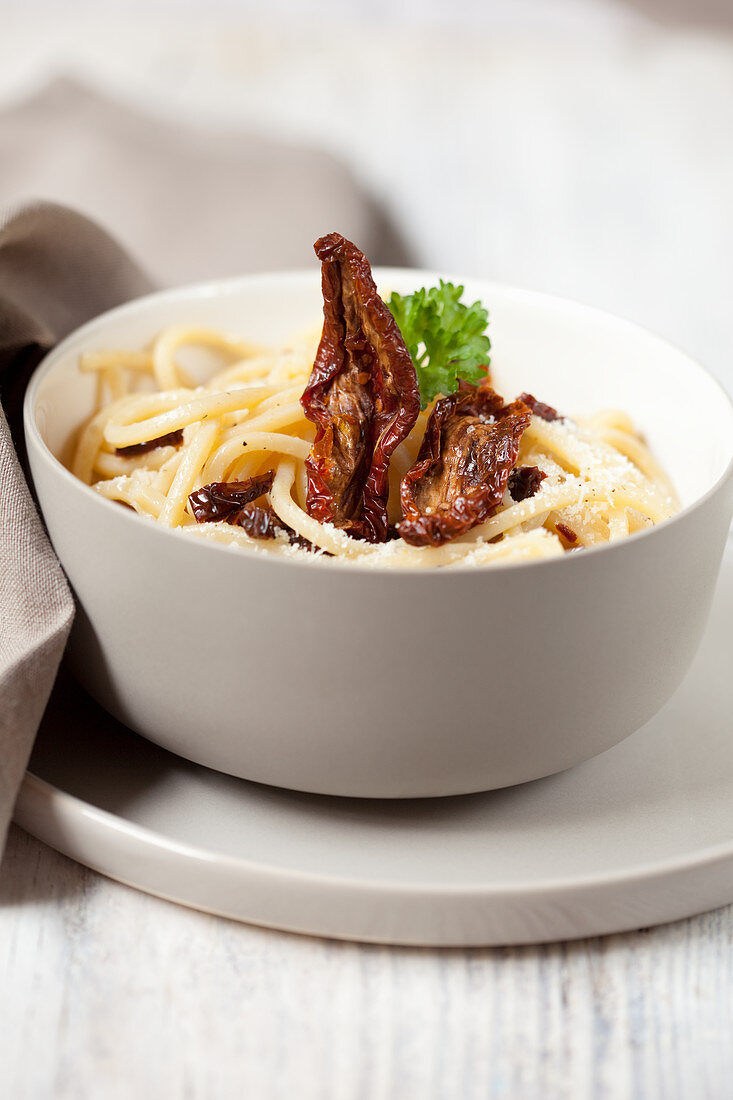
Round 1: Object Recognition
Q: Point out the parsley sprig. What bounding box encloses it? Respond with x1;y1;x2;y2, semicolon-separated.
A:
388;281;491;408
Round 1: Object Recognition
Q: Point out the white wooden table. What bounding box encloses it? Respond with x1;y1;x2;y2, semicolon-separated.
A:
2;823;732;1099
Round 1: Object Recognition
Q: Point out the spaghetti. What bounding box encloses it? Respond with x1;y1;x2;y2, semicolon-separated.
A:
69;321;679;569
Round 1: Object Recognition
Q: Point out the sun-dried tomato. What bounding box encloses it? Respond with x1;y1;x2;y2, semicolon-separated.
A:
116;429;183;456
398;380;531;547
188;472;274;524
231;503;285;539
518;393;561;422
232;504;321;553
555;522;579;547
188;472;320;551
507;465;547;502
300;233;420;542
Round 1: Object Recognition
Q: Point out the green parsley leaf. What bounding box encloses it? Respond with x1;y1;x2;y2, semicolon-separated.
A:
388;281;491;408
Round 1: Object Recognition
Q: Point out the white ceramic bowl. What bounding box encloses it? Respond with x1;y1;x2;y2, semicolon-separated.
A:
24;272;733;798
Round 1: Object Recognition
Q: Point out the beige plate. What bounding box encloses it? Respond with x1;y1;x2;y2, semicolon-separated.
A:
14;540;733;946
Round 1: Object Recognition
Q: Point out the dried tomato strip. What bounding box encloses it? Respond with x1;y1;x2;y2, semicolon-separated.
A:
116;429;183;456
518;393;562;422
398;381;531;548
300;233;420;542
232;504;319;552
507;465;547;502
555;522;579;548
188;471;274;524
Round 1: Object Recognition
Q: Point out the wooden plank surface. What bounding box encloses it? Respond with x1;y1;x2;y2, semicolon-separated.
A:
2;825;732;1099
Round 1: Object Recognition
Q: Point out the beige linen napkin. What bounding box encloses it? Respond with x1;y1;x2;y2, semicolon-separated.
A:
0;201;153;855
0;81;411;858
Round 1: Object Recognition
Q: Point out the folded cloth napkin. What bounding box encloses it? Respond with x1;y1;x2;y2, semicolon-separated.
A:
0;82;411;860
0;201;153;855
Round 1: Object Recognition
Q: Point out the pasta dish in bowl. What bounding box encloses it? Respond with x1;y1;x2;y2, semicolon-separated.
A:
24;236;733;797
70;234;678;568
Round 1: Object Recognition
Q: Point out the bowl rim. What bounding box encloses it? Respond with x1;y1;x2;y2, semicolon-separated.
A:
23;268;733;578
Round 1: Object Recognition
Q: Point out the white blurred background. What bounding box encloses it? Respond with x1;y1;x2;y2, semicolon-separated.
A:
1;0;732;388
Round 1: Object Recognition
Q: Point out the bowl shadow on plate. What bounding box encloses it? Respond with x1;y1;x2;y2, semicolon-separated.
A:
28;631;733;850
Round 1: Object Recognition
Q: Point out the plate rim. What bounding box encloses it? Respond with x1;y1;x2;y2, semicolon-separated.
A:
17;766;733;899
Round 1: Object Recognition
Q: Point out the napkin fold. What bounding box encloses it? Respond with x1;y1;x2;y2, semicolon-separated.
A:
0;80;411;859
